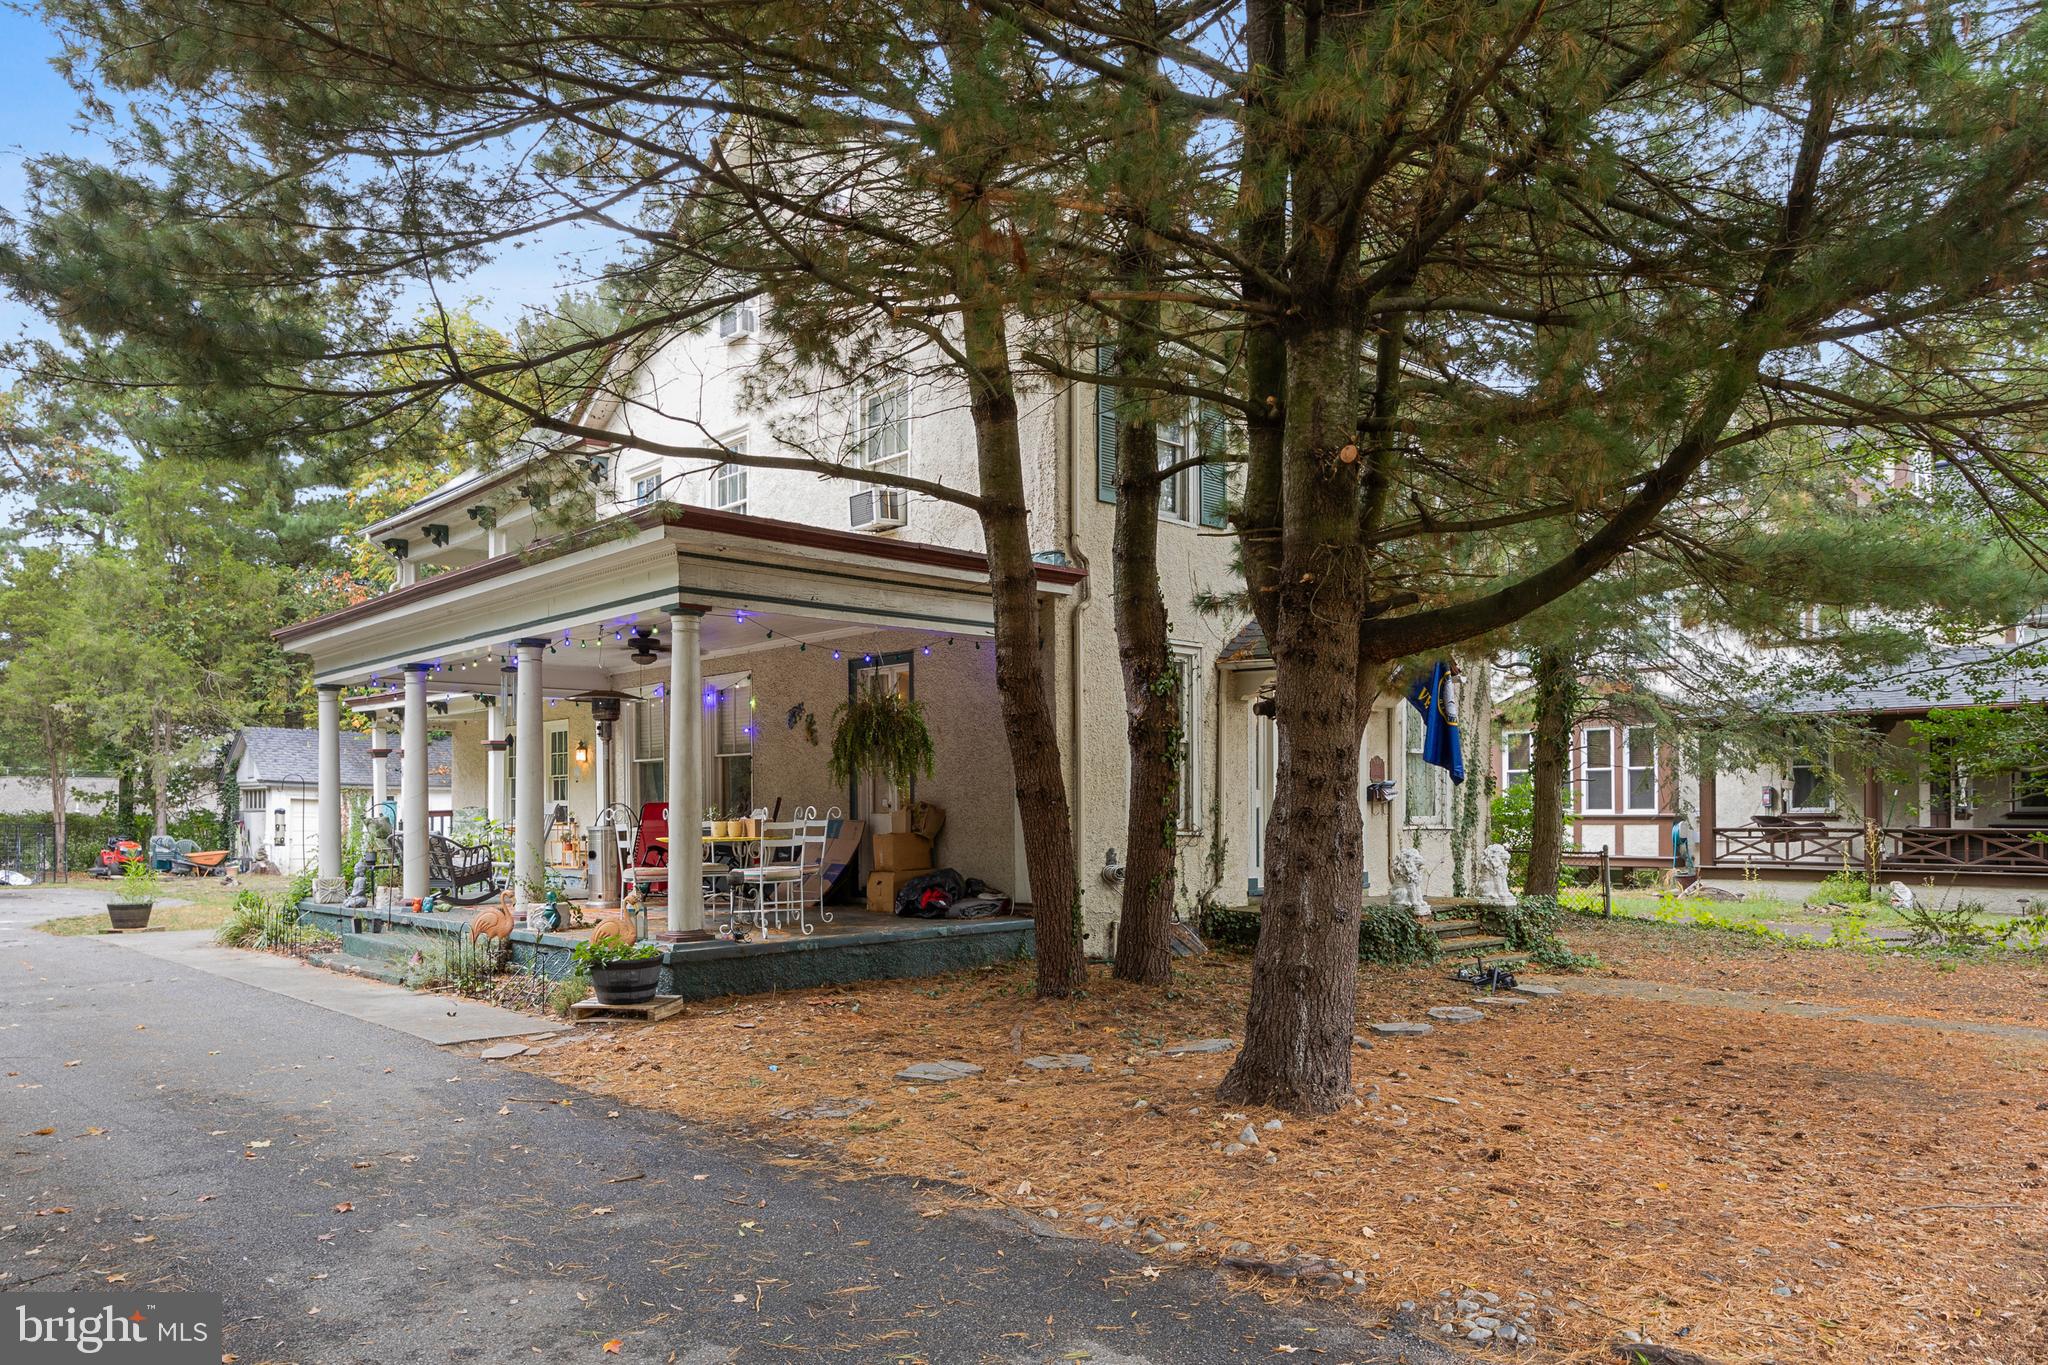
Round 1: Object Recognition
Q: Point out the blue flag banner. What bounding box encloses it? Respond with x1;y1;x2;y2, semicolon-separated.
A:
1404;661;1465;784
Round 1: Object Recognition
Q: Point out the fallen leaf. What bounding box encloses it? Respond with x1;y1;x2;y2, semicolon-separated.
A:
105;1274;128;1284
196;1194;217;1203
64;1060;79;1068
602;1341;623;1355
30;1127;54;1136
82;1127;106;1137
31;1207;71;1217
333;1202;353;1214
590;1206;614;1216
246;1140;272;1149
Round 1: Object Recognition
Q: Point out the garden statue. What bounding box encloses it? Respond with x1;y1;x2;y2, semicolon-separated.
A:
1475;843;1517;907
1388;847;1431;918
342;846;376;909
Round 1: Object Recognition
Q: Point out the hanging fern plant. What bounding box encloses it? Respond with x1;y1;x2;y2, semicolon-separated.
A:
829;681;936;791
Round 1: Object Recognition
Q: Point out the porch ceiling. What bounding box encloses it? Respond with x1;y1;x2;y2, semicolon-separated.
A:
279;505;1081;687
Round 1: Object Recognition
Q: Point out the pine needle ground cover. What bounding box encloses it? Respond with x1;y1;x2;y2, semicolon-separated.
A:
517;950;2047;1363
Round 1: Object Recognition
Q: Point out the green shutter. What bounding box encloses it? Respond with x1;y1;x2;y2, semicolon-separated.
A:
1198;402;1228;528
1095;343;1118;504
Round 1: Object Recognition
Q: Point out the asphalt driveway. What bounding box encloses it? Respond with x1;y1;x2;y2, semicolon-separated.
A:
2;887;1454;1364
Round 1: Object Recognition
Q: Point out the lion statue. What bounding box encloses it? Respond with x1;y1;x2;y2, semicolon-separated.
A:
1475;843;1516;907
1388;846;1431;918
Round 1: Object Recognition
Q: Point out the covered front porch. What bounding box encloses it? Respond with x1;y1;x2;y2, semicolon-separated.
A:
278;504;1078;954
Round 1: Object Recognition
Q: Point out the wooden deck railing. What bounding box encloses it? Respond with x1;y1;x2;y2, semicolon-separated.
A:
1711;824;2048;875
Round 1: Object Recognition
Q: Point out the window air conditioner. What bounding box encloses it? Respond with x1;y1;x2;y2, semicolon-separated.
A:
849;488;907;531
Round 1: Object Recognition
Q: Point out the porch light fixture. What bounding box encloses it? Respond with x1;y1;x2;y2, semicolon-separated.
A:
574;739;589;765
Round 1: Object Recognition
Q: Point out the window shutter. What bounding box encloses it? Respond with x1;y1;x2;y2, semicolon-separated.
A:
1197;403;1228;528
1095;343;1118;503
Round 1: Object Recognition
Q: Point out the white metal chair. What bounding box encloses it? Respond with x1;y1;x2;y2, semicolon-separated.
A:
737;816;828;935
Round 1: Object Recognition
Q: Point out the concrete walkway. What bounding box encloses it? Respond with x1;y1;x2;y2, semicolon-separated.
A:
102;929;564;1045
1531;973;2048;1046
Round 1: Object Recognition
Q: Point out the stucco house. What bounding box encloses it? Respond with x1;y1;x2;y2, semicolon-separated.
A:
225;726;453;874
1491;644;2048;910
275;316;1483;951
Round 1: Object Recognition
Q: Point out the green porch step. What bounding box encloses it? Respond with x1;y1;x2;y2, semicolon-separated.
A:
306;950;409;987
340;929;429;966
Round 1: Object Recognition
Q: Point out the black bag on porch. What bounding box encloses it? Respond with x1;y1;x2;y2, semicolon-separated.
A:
894;868;966;918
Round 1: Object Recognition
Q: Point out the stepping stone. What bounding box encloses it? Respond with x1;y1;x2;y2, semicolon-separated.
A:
1511;983;1563;998
895;1060;983;1082
1022;1053;1093;1072
1161;1038;1235;1056
478;1043;529;1060
1368;1021;1432;1038
1351;1035;1375;1048
775;1097;873;1121
1427;1006;1485;1023
1471;995;1524;1006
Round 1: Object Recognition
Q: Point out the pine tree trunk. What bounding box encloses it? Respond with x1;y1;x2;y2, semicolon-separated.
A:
1105;38;1180;985
955;286;1086;999
1524;646;1578;897
1219;325;1369;1114
1110;394;1178;986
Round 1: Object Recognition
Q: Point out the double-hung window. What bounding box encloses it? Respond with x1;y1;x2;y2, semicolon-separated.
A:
714;431;748;514
1580;727;1617;813
1502;730;1532;789
861;382;910;481
1624;725;1659;813
546;724;570;806
713;682;755;814
1405;711;1441;824
631;470;662;506
716;298;757;340
632;698;665;808
1789;755;1830;812
1157;416;1196;525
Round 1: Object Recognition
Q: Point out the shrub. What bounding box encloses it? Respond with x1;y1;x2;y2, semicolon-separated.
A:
401;932;508;994
549;971;593;1016
1898;899;1990;949
216;890;270;948
1197;900;1438;965
1479;895;1599;970
1810;868;1878;905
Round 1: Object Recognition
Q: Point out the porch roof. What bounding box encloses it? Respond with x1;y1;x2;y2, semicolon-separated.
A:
1774;645;2048;718
277;504;1085;686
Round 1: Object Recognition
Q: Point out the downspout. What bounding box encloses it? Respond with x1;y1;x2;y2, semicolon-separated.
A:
1063;375;1092;928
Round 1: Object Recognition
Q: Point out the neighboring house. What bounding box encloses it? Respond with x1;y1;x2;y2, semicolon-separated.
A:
226;726;453;874
275;318;1481;945
1491;646;2048;910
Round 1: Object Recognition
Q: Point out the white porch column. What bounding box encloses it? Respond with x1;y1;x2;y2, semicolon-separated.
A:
513;639;546;908
367;721;388;813
400;665;431;902
486;670;511;826
315;684;344;884
666;607;705;934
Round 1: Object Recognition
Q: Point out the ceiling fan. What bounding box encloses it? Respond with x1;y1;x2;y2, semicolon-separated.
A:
626;626;667;665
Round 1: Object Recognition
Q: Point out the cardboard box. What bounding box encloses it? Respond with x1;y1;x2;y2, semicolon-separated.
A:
867;811;904;835
866;866;934;914
871;831;933;872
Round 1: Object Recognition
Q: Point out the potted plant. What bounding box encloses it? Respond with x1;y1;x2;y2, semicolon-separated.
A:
107;859;160;930
572;937;664;1005
828;680;936;794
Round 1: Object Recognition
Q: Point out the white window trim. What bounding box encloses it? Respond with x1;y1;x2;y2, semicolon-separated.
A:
1623;725;1660;814
1403;707;1447;827
1157;414;1197;527
859;380;911;486
545;721;570;807
1502;729;1532;789
716;298;758;341
1170;643;1202;835
630;467;663;507
713;430;749;514
1579;725;1618;814
1788;755;1831;814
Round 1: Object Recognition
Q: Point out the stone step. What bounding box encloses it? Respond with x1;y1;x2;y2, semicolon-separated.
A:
1426;919;1483;936
1437;933;1511;954
306;951;409;987
341;929;431;965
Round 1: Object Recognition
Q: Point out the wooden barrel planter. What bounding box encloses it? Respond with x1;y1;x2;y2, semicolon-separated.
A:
588;957;661;1005
106;900;154;931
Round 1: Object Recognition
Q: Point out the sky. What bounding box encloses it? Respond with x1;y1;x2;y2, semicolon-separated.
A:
0;4;600;368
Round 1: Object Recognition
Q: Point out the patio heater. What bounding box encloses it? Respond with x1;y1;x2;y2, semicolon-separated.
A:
570;689;634;911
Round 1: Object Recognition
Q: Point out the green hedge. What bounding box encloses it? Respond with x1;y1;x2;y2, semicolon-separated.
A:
1199;901;1440;966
